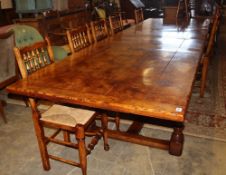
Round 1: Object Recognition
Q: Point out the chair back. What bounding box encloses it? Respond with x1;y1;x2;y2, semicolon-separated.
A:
200;5;221;97
11;24;68;61
134;8;144;24
66;25;92;53
91;19;108;42
205;7;221;56
12;25;44;48
14;38;54;78
109;14;123;35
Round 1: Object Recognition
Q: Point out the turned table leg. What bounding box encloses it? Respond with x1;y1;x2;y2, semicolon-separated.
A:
101;114;110;151
169;124;184;156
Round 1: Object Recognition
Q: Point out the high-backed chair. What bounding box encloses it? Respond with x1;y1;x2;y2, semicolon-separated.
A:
200;7;221;97
66;25;92;53
13;38;109;175
109;14;123;35
134;8;144;24
0;31;18;123
11;25;69;61
43;11;71;54
91;19;109;43
117;11;133;29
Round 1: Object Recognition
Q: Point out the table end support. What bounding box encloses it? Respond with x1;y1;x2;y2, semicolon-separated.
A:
169;125;184;156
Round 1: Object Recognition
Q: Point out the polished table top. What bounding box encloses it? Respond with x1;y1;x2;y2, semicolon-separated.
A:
7;18;210;122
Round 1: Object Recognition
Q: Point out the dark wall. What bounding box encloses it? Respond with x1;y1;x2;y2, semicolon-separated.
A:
68;0;85;9
164;0;178;6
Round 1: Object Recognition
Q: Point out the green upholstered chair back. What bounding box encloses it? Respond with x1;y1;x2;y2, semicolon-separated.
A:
12;25;43;48
11;24;68;60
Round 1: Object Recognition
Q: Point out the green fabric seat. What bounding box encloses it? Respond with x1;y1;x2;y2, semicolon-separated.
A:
9;24;69;60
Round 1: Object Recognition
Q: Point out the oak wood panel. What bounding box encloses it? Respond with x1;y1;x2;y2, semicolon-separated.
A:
7;18;210;123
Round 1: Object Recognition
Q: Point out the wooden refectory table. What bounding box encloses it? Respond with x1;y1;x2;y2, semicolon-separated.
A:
7;18;210;156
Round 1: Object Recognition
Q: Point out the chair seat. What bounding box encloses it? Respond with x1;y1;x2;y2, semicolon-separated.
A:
41;104;95;127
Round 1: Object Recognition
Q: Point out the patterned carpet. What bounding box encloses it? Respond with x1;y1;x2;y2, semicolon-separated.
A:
222;51;226;111
183;21;226;141
186;52;226;125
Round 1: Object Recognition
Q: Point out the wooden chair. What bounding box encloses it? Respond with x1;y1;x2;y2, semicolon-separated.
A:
13;38;109;175
113;10;132;29
176;0;190;20
119;11;134;28
66;25;92;53
200;7;221;97
90;19;109;43
134;8;144;24
109;14;123;35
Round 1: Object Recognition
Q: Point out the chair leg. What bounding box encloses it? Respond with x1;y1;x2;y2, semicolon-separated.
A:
185;0;190;20
0;100;7;123
200;57;209;97
176;0;181;19
76;124;87;175
30;99;50;170
101;114;110;151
